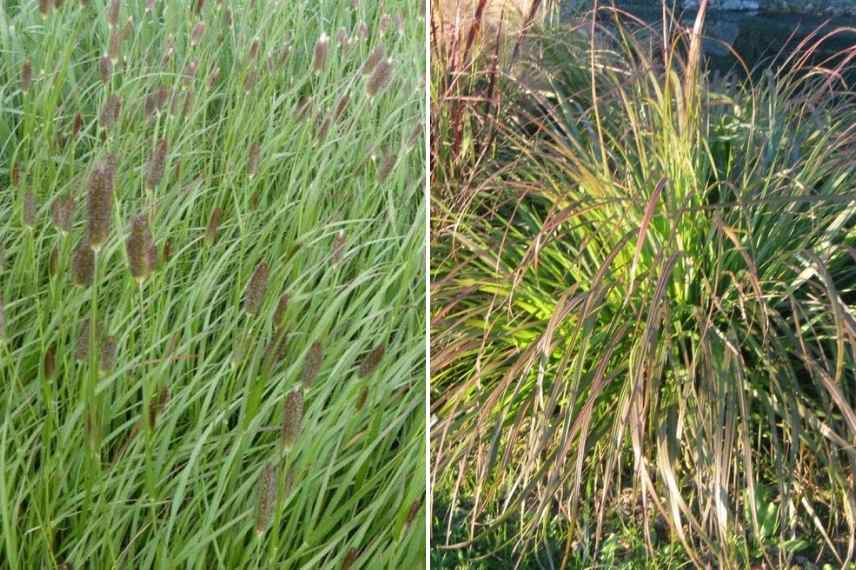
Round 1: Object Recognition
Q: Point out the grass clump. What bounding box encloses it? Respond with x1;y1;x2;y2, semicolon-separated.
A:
431;1;856;567
0;0;425;567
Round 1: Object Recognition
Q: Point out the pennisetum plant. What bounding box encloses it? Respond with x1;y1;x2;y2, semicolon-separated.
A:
205;207;222;246
280;388;303;451
366;58;392;98
126;214;157;284
51;194;75;234
243;262;270;316
273;293;289;331
87;157;114;252
358;344;385;377
301;341;322;388
255;463;278;537
145;138;168;192
72;239;95;287
312;32;329;73
85;155;114;470
21;60;33;92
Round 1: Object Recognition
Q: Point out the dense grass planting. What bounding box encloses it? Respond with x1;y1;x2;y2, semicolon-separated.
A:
0;0;425;567
431;1;856;567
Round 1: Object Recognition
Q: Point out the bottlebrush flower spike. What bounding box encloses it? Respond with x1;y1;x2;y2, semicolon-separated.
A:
145;138;168;190
87;156;115;251
243;262;270;315
51;194;75;233
358;344;385;377
301;341;322;388
366;58;392;97
205;207;222;246
21;60;33;92
312;32;329;73
281;387;303;450
127;214;156;283
72;239;95;287
255;463;277;536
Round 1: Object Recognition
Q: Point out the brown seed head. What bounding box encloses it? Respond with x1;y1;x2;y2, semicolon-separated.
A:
294;97;313;121
316;113;331;140
72;112;84;138
273;293;289;330
182;60;198;85
72;239;95;287
145;0;155;12
243;262;270;315
281;387;303;450
127;214;156;283
255;463;277;536
99;94;122;130
87;157;115;251
100;335;117;372
301;341;322;388
405;499;422;528
162;239;173;264
181;88;195;116
358;344;385;377
144;86;169;118
336;28;348;47
40;0;53;17
355;386;369;410
366;58;392;97
193;0;204;13
248;38;260;61
331;230;346;263
312;33;329;73
75;318;92;360
99;55;113;84
51;194;75;233
247;143;261;178
207;66;221;89
334;94;350;121
243;68;258;93
361;45;384;75
191;21;206;46
148;385;170;430
377;150;396;183
205;207;222;246
108;29;122;63
44;343;57;377
162;36;175;65
107;0;120;27
145;138;168;189
21;60;33;92
23;190;37;227
121;17;133;41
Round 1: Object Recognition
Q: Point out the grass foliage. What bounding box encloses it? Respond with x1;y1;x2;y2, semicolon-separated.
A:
0;0;425;567
431;1;856;567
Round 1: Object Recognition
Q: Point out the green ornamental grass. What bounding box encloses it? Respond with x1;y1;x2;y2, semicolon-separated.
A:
0;0;425;567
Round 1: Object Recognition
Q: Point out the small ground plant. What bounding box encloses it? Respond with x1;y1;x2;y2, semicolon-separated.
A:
431;1;856;567
0;0;425;567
